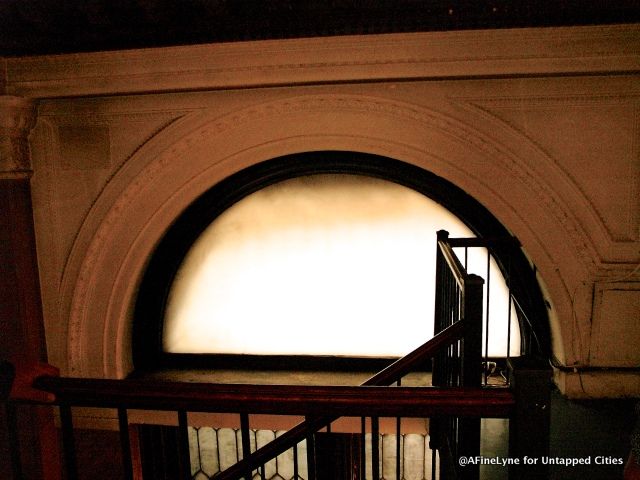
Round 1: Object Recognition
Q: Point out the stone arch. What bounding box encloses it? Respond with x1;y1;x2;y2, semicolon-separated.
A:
62;93;592;378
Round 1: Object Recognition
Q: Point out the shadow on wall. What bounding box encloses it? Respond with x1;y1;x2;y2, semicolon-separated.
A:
479;388;636;480
548;389;636;480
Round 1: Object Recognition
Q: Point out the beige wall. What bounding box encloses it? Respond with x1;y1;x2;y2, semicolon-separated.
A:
3;24;638;398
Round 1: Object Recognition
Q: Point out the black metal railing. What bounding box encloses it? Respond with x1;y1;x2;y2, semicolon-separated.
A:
3;370;516;480
431;230;484;480
2;359;552;480
430;230;551;480
2;233;551;480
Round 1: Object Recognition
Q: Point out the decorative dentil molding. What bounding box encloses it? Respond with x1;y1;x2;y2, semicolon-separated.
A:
0;95;37;177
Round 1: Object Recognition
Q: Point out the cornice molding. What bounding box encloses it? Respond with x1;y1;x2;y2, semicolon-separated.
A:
4;24;639;99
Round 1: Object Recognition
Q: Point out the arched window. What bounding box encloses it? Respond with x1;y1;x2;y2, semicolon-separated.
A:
133;152;549;372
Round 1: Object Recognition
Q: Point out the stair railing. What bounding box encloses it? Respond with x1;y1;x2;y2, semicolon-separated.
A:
431;230;551;480
2;359;515;480
431;230;484;480
2;232;551;480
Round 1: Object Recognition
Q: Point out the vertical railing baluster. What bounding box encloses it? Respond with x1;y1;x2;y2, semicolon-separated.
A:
177;410;191;480
507;294;513;369
453;277;460;386
240;413;252;480
361;416;367;480
506;247;513;369
371;417;379;480
464;246;468;270
60;404;79;480
396;420;401;480
454;259;460;458
118;408;134;480
396;379;402;480
293;441;299;480
431;445;437;480
306;420;316;480
485;249;491;386
453;277;459;388
448;264;453;372
445;272;450;386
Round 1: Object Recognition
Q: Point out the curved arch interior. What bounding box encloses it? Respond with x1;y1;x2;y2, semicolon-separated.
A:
164;174;520;358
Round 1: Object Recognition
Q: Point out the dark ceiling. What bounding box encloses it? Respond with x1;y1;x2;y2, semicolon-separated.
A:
1;0;639;57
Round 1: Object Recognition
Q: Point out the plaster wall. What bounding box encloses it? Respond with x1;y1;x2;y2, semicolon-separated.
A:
4;25;638;398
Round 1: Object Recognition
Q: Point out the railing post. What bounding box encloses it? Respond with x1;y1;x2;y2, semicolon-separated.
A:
305;417;317;480
117;408;134;480
240;413;253;480
177;410;191;480
59;404;79;480
462;274;484;389
459;274;484;480
430;231;447;466
371;416;380;480
508;356;552;480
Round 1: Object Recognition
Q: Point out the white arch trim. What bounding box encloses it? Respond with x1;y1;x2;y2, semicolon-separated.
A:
62;94;589;378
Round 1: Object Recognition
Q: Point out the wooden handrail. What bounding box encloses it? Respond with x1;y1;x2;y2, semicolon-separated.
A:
32;321;466;413
437;238;468;288
437;232;486;292
31;378;514;417
446;236;520;249
363;319;463;385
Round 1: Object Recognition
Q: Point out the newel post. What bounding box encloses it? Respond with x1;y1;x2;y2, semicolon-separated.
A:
459;273;484;480
508;356;552;479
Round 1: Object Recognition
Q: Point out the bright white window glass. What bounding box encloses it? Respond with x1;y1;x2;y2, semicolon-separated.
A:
163;174;519;357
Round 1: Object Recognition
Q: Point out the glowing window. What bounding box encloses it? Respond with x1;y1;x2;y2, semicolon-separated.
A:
163;174;519;358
